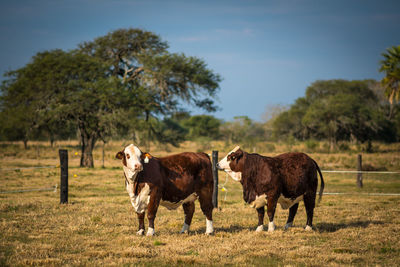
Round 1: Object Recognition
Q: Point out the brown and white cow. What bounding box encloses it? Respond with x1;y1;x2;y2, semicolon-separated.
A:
116;144;214;236
217;146;324;232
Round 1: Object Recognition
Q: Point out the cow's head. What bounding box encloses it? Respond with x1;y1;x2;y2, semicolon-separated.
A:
115;144;152;181
216;146;245;182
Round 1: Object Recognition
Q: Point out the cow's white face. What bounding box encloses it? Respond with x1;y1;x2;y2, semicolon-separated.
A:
217;146;242;182
124;144;143;172
116;144;143;181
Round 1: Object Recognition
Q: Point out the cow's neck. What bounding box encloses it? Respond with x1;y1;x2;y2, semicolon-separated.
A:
123;165;140;183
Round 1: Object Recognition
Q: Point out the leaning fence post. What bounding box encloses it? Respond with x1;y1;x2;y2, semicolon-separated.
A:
357;154;363;188
59;149;68;204
212;151;218;209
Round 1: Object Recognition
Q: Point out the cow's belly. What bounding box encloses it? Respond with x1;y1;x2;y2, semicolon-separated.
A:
249;194;303;209
160;192;198;210
278;195;303;209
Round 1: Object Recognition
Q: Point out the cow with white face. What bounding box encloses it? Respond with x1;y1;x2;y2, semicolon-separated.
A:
217;146;324;233
116;144;215;236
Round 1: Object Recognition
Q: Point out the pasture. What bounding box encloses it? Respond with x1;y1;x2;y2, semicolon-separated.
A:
1;141;399;266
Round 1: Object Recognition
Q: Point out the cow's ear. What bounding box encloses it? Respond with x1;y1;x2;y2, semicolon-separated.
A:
116;151;124;160
141;152;152;163
235;149;244;159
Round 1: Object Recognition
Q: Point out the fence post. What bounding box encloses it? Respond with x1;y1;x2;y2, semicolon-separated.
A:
212;151;218;209
59;149;68;204
357;154;363;188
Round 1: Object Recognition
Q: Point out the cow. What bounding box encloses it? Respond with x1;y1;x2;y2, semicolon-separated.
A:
116;144;214;236
216;146;324;232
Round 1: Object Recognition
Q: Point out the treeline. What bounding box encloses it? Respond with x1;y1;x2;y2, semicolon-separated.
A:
0;28;398;167
0;28;222;167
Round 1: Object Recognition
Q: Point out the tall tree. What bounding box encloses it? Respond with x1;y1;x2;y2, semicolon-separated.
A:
379;45;400;119
1;28;221;167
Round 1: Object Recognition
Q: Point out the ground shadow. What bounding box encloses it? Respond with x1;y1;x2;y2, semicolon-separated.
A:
215;224;250;233
315;220;384;233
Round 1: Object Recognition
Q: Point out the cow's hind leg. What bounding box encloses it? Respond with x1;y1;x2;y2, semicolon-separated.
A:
256;206;265;232
266;195;278;232
284;203;299;230
181;201;195;233
198;186;214;235
136;212;145;235
303;193;316;231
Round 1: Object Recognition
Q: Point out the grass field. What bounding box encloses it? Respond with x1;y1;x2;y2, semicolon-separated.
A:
1;141;399;266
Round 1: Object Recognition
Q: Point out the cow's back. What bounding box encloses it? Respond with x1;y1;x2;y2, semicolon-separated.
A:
274;152;318;197
159;152;213;202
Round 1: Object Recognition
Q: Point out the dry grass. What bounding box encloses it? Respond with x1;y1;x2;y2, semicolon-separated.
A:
0;141;399;266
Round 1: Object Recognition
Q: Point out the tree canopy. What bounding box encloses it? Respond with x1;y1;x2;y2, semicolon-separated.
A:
0;28;221;167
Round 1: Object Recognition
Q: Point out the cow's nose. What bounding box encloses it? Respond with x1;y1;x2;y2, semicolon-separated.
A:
216;163;221;170
134;163;142;170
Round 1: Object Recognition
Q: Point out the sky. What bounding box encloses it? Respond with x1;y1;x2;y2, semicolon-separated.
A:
0;0;399;121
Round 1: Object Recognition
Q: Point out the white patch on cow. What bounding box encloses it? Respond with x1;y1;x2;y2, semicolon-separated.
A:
278;195;303;210
180;223;190;234
284;222;293;230
218;146;242;181
136;229;145;235
160;192;198;210
268;221;275;232
123;165;138;182
249;194;268;209
206;219;214;235
305;225;313;231
126;182;151;213
255;225;264;232
146;227;155;236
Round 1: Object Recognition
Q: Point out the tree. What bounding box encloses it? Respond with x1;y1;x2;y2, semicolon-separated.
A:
1;28;221;167
79;28;221;160
272;79;394;147
183;115;221;140
379;45;400;119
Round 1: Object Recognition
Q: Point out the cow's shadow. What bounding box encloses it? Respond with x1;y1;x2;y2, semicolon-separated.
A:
315;220;384;233
215;224;251;233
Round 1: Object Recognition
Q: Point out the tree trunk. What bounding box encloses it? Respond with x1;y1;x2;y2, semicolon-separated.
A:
23;139;28;150
79;123;96;168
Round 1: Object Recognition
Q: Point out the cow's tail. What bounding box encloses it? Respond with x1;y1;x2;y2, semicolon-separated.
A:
313;159;325;204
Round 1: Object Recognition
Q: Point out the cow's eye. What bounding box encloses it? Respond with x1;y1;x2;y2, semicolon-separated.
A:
126;154;130;159
231;156;235;160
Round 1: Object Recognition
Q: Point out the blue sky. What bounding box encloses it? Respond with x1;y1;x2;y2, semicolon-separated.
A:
1;0;399;121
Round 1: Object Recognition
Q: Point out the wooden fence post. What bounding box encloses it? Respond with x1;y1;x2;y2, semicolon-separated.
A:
357;154;363;188
212;151;218;209
59;149;68;204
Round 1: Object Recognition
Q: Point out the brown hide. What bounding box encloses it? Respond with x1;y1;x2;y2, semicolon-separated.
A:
137;152;213;203
228;149;324;204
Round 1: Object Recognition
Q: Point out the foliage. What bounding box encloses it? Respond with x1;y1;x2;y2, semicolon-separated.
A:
220;116;265;147
0;28;221;166
182;115;221;140
271;80;397;147
379;45;400;118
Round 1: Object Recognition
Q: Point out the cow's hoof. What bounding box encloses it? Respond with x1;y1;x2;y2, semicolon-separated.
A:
136;229;145;236
255;225;264;232
180;223;190;234
205;231;214;236
268;222;275;232
146;227;155;236
305;225;313;231
284;222;293;231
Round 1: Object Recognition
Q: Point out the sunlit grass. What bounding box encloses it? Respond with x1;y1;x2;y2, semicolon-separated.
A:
0;141;399;266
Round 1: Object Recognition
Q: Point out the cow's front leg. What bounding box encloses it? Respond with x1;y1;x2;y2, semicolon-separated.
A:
146;191;161;236
266;196;278;232
136;212;145;235
255;206;265;232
